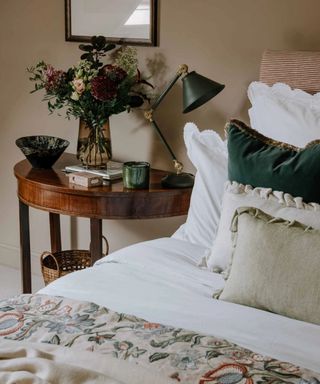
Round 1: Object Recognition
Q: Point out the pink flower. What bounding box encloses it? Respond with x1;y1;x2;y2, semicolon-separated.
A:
72;78;85;94
91;75;117;101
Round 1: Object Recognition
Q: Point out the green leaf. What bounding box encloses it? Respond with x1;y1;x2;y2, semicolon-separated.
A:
0;306;14;312
205;350;221;360
149;352;170;363
91;35;98;46
79;44;93;52
193;335;204;346
80;53;93;61
91;35;106;50
48;335;60;345
138;79;154;88
128;95;143;108
103;43;116;52
130;347;147;358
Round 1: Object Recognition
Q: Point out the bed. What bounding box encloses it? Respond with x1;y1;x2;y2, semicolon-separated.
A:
1;51;320;383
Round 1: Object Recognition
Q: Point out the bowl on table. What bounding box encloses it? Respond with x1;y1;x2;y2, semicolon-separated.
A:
15;135;70;169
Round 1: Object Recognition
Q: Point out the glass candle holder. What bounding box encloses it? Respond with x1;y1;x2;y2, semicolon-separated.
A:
123;161;150;189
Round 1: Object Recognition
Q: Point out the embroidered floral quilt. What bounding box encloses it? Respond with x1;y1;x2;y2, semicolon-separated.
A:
0;294;319;383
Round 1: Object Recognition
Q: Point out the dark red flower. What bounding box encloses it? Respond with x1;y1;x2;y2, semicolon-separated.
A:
44;65;66;93
102;64;127;83
91;75;117;101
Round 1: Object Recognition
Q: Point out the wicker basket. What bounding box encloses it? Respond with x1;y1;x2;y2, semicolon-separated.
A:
41;250;92;286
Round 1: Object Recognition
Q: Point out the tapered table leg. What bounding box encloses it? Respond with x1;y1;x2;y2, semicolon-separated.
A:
49;213;61;253
90;218;103;264
19;201;31;293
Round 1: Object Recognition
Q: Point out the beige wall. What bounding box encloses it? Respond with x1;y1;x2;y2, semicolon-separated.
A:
1;0;320;281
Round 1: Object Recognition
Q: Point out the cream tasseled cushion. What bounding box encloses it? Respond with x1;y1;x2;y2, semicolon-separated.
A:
207;181;320;273
218;207;320;325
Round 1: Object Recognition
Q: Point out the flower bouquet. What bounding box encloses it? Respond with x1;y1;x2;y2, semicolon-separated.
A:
28;36;153;167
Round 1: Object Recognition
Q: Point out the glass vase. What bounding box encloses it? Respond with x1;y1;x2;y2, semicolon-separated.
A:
77;118;112;168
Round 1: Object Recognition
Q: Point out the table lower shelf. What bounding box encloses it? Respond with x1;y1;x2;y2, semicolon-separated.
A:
19;201;108;293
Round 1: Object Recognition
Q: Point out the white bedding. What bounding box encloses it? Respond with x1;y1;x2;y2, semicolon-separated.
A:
40;237;320;373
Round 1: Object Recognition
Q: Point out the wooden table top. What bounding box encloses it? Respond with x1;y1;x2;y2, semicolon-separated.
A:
14;153;192;219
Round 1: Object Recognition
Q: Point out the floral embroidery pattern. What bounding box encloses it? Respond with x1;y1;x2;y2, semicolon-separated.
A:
199;364;253;384
0;294;319;384
0;311;24;336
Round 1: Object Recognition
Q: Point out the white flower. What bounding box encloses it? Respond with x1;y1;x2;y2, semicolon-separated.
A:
114;46;138;76
72;78;85;94
71;91;80;101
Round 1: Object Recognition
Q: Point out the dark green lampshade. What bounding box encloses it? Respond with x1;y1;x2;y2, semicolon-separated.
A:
182;71;225;113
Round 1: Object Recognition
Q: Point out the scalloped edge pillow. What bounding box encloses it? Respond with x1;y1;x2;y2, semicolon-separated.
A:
207;181;320;272
172;123;228;250
248;81;320;147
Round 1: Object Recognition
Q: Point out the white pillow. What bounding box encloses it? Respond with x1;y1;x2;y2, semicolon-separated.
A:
207;181;320;272
172;123;228;249
248;81;320;147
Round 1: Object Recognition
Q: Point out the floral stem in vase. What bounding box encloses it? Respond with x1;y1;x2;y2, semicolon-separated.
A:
77;119;112;169
27;35;154;164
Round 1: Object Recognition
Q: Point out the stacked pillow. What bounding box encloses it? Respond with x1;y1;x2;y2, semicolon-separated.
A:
174;82;320;266
207;180;320;272
206;82;320;325
208;117;320;271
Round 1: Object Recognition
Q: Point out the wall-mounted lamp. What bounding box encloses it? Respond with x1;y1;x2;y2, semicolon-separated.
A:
144;64;224;188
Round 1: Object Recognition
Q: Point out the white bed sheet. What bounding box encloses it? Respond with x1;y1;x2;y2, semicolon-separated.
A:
40;237;320;373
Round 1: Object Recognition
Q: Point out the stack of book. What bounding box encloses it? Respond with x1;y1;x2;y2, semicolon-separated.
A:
64;161;123;181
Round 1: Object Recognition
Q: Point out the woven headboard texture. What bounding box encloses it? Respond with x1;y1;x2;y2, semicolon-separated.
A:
260;50;320;94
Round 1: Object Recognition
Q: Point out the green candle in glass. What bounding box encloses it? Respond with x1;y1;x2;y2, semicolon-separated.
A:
123;162;150;189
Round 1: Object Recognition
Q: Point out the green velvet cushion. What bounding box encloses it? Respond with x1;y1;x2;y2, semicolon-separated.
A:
227;120;320;203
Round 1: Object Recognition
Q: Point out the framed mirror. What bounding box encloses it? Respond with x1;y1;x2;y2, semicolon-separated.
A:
65;0;158;46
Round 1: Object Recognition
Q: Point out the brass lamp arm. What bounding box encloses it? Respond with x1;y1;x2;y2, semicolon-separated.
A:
151;64;189;110
144;64;189;175
146;116;183;174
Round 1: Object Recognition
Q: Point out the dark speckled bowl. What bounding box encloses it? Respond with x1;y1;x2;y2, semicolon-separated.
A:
16;135;70;169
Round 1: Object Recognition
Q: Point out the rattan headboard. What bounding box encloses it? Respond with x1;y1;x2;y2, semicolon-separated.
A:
260;50;320;94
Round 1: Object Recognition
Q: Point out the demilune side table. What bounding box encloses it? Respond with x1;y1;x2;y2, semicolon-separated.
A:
14;153;192;293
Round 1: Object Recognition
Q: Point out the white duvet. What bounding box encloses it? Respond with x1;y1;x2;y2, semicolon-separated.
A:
40;237;320;373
